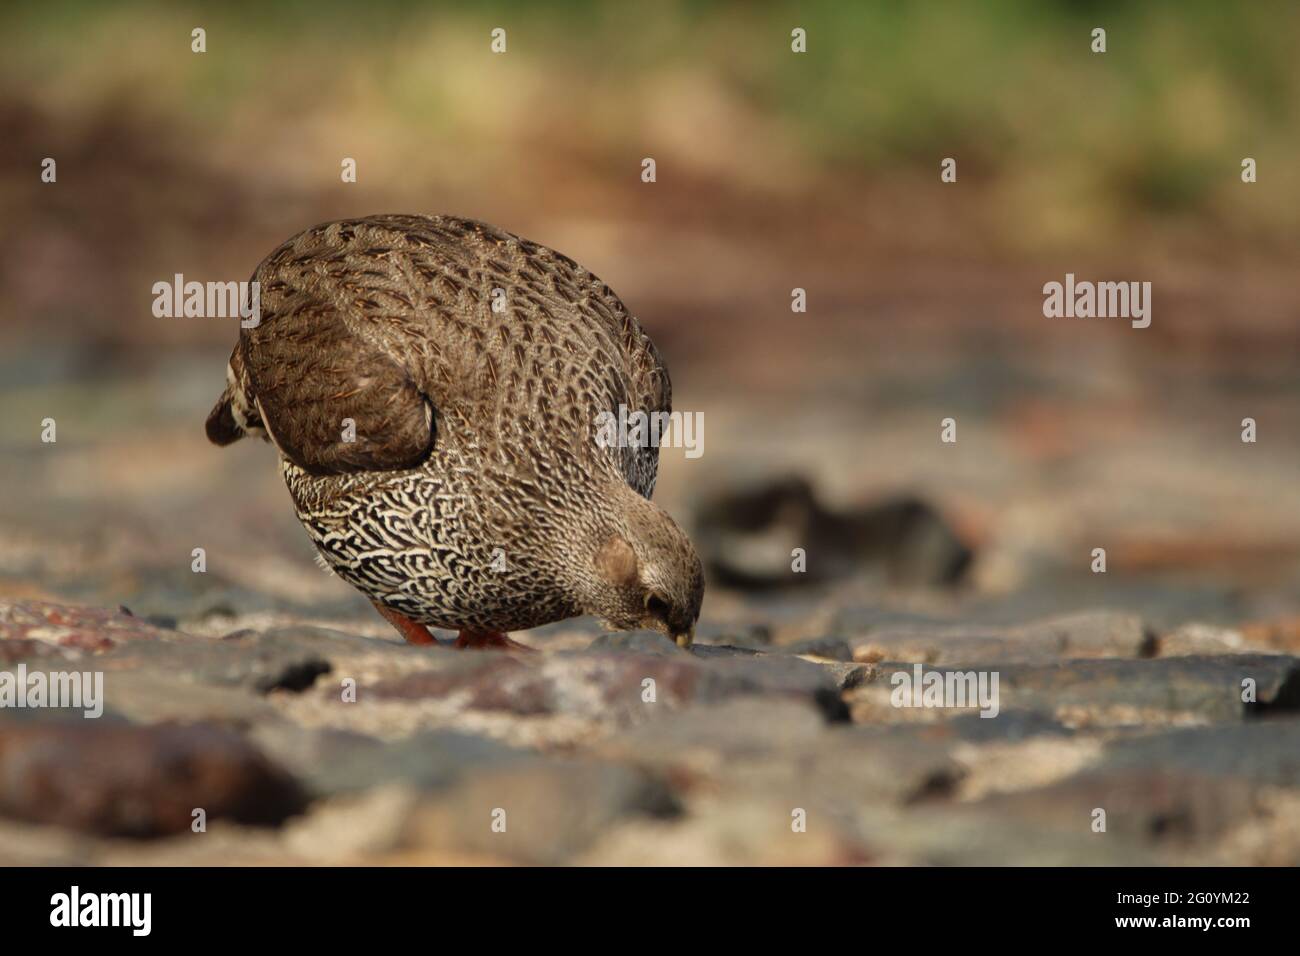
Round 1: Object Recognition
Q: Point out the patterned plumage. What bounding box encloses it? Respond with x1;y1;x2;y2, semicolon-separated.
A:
206;214;703;648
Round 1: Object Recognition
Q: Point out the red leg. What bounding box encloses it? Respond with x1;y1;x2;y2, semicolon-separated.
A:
371;601;439;646
455;629;534;651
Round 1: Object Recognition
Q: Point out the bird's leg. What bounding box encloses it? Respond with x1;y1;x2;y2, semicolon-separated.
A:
371;601;439;646
455;629;534;651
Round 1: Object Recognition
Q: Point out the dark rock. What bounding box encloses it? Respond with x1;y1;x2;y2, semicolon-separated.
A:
822;661;875;690
695;476;972;589
692;621;773;649
588;631;683;656
688;643;762;659
98;630;332;694
782;635;854;661
0;720;305;837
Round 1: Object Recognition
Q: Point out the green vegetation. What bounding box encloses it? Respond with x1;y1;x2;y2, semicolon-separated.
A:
2;1;1296;241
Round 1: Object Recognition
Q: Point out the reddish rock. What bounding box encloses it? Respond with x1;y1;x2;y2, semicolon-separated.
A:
0;721;306;837
0;601;175;655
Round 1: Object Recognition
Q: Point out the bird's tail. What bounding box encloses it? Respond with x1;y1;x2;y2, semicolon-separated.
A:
205;345;264;446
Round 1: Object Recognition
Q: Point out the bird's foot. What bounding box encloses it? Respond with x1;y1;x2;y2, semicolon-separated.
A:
371;602;439;646
455;629;534;651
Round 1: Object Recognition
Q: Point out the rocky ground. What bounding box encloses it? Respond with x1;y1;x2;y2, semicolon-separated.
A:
3;340;1300;865
2;591;1298;865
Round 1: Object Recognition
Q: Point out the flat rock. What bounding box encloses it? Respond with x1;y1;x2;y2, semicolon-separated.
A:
846;610;1156;664
0;720;305;837
1100;718;1300;786
97;629;333;694
359;650;850;722
848;655;1300;726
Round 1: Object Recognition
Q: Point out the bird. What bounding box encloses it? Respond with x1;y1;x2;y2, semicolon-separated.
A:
205;214;704;650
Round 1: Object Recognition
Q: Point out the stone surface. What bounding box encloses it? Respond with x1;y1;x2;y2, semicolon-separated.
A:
845;655;1300;726
402;760;681;865
845;610;1157;664
2;595;1299;864
358;649;850;722
0;719;305;837
99;630;333;694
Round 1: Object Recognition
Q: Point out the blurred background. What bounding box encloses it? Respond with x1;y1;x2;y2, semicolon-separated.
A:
1;0;1298;640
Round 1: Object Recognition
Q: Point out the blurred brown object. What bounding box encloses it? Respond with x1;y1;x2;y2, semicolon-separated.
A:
695;476;972;590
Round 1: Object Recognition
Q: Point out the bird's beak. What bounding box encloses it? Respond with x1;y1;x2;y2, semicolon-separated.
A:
674;627;694;649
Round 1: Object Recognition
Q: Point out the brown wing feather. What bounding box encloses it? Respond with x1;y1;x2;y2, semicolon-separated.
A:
243;297;435;475
227;220;439;476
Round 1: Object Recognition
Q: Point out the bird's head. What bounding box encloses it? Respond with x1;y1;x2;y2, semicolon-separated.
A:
577;490;704;647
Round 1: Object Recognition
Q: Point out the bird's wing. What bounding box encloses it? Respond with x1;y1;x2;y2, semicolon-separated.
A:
214;220;440;476
208;214;672;492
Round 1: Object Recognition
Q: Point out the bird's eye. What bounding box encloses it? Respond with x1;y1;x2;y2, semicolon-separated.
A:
645;593;670;622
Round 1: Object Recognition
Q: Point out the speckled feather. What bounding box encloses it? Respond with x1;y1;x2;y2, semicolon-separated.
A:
207;214;702;638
